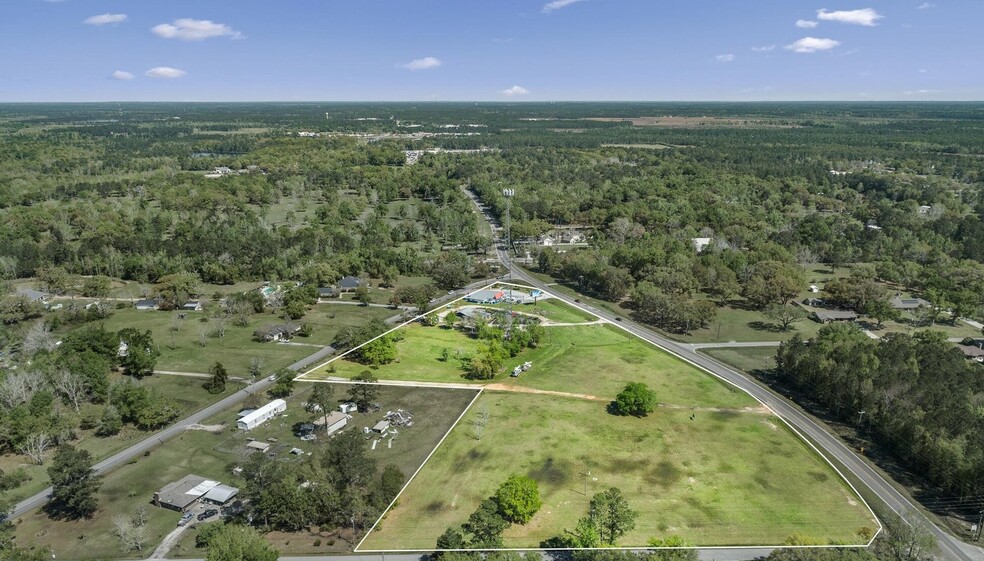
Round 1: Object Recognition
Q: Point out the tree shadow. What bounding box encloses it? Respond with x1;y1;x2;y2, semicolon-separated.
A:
747;321;786;333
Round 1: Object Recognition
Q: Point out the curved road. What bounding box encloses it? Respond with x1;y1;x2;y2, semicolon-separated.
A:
465;186;983;561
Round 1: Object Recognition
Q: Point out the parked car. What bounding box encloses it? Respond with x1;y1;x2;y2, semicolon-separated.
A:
178;512;194;526
614;316;623;321
197;509;219;521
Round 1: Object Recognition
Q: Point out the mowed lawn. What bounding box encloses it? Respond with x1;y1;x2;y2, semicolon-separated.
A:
702;347;778;374
362;392;876;550
306;321;487;384
487;298;598;324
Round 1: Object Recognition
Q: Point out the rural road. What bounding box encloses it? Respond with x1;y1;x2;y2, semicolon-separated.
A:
161;550;777;561
463;186;984;561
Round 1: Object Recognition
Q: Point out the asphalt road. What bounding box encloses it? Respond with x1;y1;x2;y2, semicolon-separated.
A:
463;186;984;561
164;550;777;561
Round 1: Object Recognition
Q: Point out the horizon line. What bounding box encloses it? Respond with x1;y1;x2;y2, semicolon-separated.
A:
1;99;983;104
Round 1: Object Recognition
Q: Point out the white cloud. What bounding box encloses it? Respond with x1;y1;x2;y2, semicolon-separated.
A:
542;0;585;13
816;8;883;26
151;19;242;41
402;57;442;70
751;45;776;52
918;2;936;9
796;19;819;28
84;13;127;25
785;37;841;53
111;70;134;80
903;89;942;95
501;85;530;96
145;67;186;79
715;54;735;62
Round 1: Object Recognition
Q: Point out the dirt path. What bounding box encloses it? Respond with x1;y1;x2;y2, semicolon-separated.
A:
149;522;191;559
484;383;607;401
484;384;775;416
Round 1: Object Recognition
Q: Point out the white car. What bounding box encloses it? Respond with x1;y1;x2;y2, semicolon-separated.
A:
267;375;276;382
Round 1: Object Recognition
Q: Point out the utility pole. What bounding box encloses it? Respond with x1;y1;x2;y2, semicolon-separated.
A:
502;188;515;339
857;410;866;428
975;509;983;541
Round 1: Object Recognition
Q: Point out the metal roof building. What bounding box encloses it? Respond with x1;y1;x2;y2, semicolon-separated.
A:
153;475;220;511
237;399;286;430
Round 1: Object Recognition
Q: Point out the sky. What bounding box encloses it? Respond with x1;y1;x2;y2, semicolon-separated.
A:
1;0;982;102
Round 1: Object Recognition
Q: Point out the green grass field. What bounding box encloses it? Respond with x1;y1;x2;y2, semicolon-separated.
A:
308;319;751;410
702;347;779;374
487;298;598;324
361;392;876;549
89;305;395;375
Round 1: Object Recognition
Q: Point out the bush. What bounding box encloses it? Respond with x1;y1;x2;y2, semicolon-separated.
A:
611;382;657;417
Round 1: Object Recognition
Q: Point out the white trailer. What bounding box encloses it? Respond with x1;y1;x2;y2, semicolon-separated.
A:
237;399;287;430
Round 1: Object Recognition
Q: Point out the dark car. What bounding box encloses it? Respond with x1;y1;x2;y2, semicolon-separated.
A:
574;299;581;303
614;316;623;321
197;509;219;521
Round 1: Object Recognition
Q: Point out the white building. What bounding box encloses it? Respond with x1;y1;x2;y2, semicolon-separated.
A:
237;399;287;430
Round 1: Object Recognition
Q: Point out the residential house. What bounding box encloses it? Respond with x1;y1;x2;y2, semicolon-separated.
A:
153;475;220;511
918;205;933;215
181;300;202;311
15;287;50;304
890;295;930;310
957;344;984;363
318;287;338;299
254;323;301;342
812;310;858;323
339;276;363;292
135;298;159;311
539;235;555;247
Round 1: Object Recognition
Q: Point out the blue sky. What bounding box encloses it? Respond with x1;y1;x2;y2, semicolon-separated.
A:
1;0;981;101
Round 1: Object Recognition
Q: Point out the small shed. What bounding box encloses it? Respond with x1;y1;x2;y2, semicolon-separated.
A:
314;412;350;436
372;420;391;433
246;440;271;453
339;402;358;414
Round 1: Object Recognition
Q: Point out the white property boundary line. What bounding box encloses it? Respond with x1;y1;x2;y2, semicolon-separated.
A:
294;282;881;552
